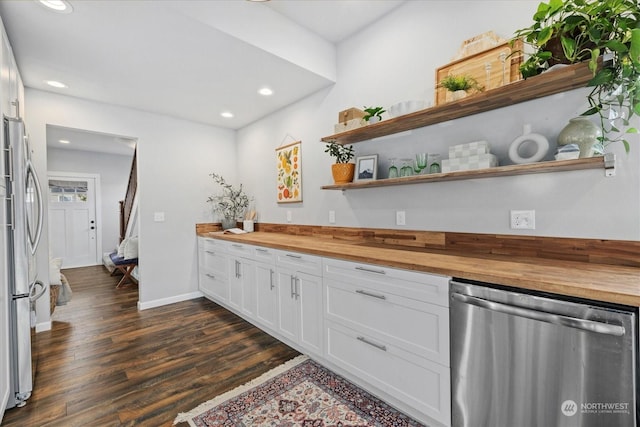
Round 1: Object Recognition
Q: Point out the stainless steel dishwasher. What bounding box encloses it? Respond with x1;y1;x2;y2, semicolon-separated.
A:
450;279;638;427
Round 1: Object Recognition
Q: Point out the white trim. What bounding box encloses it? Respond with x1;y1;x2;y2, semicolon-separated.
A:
47;171;103;266
137;291;203;311
35;321;51;333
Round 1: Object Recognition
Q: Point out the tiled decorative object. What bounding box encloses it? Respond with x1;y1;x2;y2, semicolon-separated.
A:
442;153;498;172
449;140;491;158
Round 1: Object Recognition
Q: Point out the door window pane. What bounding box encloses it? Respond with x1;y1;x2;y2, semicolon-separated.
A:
49;179;88;203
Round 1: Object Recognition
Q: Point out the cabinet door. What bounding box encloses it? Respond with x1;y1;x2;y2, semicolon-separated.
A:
276;269;298;343
228;257;244;311
255;262;277;331
240;259;256;319
297;272;323;356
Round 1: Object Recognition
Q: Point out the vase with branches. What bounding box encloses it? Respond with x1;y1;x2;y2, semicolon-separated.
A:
207;173;250;229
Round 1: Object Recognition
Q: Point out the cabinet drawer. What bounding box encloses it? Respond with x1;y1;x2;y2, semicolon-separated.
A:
276;250;322;276
227;242;254;259
199;271;228;303
202;237;228;252
326;320;451;426
325;279;449;366
323;257;449;307
200;247;228;277
253;245;276;264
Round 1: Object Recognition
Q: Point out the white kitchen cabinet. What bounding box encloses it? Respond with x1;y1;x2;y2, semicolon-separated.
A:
0;25;18;119
275;260;323;357
323;257;451;426
255;260;277;332
227;243;255;316
198;238;229;303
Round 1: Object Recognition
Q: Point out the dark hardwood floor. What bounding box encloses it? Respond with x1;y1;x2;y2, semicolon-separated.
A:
1;265;299;426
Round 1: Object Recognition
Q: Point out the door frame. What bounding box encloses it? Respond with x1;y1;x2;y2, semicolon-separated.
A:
47;171;103;266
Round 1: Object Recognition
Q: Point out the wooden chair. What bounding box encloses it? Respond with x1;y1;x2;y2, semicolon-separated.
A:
109;252;138;288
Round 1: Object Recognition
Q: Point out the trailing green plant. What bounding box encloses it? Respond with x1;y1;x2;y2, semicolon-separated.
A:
438;75;484;92
512;0;640;152
362;106;386;122
324;142;355;163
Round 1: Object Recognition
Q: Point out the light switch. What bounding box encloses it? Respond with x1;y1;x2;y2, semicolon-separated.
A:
329;210;336;224
286;210;292;222
154;211;165;222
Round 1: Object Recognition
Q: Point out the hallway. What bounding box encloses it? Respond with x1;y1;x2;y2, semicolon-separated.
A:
2;265;298;426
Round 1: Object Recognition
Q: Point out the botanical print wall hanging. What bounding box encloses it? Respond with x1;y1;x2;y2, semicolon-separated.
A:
276;140;302;203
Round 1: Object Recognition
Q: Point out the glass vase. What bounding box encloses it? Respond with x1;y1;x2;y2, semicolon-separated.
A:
221;217;236;230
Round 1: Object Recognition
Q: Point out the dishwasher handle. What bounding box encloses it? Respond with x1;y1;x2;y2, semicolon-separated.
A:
451;292;626;337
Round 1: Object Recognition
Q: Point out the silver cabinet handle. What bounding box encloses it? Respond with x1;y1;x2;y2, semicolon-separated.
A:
205;250;216;255
357;336;387;352
269;269;275;290
234;260;241;278
232;244;243;249
286;253;302;259
206;273;216;279
355;266;386;275
294;277;300;300
291;275;296;299
451;292;626;337
256;248;268;253
356;289;387;300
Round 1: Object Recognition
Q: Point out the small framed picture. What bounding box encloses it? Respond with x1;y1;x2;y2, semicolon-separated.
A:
355;154;378;181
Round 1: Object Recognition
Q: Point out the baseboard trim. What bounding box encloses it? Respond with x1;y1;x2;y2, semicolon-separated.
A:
137;291;203;311
35;321;52;333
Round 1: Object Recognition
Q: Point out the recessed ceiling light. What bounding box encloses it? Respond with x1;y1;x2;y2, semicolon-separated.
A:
45;80;68;88
258;87;274;96
38;0;73;13
221;111;234;119
58;139;70;144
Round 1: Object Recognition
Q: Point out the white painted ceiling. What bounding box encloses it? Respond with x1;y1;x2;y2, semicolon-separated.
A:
0;0;405;154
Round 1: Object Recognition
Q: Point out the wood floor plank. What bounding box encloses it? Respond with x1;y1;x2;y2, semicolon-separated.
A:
1;265;299;426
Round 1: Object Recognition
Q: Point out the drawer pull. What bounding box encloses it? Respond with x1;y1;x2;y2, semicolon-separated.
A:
205;273;216;279
285;253;303;259
355;266;386;275
232;244;243;249
357;336;387;352
256;248;269;253
205;250;216;255
269;269;275;290
355;289;387;300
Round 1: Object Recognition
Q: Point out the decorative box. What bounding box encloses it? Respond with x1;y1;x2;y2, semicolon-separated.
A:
334;118;364;134
442;153;498;172
338;108;365;123
449;140;491;159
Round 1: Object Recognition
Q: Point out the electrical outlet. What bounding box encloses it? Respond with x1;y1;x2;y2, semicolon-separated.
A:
396;210;406;226
286;210;292;223
510;210;535;229
153;212;165;222
328;210;336;224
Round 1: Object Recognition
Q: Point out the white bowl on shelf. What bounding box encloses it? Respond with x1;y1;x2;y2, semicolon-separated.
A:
389;100;427;118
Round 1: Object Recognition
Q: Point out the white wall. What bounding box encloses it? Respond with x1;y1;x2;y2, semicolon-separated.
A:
236;1;640;240
26;89;237;323
47;147;133;258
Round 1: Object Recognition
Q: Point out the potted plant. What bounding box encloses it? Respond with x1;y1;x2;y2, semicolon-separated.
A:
363;106;386;124
512;0;640;152
438;75;484;100
325;142;355;184
207;173;250;229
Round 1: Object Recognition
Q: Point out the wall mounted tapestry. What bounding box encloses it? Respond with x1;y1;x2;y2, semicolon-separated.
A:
276;140;302;203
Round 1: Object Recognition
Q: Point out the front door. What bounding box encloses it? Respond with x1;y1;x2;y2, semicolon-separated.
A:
48;173;100;268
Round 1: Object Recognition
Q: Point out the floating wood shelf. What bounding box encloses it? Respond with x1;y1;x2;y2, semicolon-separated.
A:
321;61;596;145
321;157;611;190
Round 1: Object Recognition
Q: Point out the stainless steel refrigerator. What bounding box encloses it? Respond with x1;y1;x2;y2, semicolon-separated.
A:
3;116;45;411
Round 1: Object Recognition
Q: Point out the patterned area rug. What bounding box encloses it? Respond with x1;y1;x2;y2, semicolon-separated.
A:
174;355;426;426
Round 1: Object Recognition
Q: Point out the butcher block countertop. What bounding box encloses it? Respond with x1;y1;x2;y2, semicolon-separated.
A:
200;230;640;307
